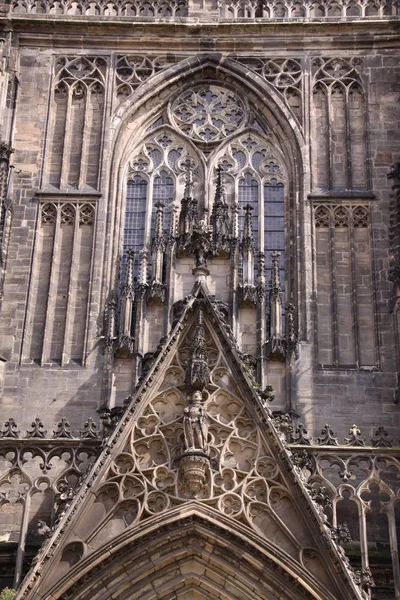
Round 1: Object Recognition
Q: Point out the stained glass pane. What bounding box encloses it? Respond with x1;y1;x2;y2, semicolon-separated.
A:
264;183;285;317
152;170;174;236
122;175;148;280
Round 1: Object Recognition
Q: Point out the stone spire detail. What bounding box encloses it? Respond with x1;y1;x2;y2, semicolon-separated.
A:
119;249;135;353
239;203;257;305
178;160;198;252
105;299;117;351
149;202;166;303
265;253;299;360
269;251;283;337
210;165;230;255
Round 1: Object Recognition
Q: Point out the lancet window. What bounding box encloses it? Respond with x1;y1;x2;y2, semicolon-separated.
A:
216;133;286;298
122;129;201;280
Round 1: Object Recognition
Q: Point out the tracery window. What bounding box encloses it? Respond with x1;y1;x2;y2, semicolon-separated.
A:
122;128;201;279
216;132;286;300
120;84;287;332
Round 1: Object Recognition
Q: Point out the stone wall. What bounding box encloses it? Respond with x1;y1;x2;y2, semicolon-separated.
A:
0;15;398;441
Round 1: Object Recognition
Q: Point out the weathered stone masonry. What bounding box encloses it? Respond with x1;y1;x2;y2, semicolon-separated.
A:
0;1;399;597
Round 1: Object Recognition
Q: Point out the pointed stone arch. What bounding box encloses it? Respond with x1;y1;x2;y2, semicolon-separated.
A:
39;507;342;600
100;53;310;355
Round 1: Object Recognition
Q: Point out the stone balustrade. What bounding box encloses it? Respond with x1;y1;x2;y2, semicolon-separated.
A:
7;0;399;17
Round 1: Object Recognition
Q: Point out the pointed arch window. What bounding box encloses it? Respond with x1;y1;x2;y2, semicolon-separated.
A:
216;133;286;296
264;180;285;300
124;175;148;277
121;129;201;284
238;172;259;248
153;169;174;234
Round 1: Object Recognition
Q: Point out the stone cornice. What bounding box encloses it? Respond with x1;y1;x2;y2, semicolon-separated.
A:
1;17;399;51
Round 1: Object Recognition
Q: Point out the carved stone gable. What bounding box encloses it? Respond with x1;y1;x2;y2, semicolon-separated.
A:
18;285;363;600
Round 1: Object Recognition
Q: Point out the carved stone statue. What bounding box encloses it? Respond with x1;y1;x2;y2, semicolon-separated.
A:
183;391;208;453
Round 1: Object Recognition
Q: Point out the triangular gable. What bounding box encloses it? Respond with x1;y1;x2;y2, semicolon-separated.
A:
17;283;363;600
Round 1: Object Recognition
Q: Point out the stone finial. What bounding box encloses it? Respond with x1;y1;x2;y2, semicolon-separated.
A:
119;250;136;353
270;251;283;304
149;203;166;303
26;418;47;438
285;303;299;359
371;425;393;448
122;249;135;301
152;202;166;253
0;417;20;438
183;158;194;199
242;203;254;252
214;164;224;203
104;299;117;350
317;424;339;446
53;417;73;439
344;424;365;447
292;423;310;445
80;418;100;439
256;251;267;302
177;160;203;257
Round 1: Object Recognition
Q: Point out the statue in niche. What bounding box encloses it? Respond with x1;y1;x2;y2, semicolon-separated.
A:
183;390;209;453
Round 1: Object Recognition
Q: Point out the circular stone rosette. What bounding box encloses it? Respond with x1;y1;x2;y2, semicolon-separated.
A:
170;85;246;144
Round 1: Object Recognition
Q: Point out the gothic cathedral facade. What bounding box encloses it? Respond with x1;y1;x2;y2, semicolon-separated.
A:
0;1;399;598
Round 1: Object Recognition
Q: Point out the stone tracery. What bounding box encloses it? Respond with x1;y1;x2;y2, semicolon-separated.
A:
170;85;247;143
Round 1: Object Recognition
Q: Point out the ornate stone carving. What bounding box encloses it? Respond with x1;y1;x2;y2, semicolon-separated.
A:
0;417;20;438
79;418;100;439
104;299;118;351
115;55;177;100
26;418;47;438
54;56;106;93
79;203;95;226
10;0;393;18
219;0;391;19
344;424;365;447
210;166;231;255
53;418;73;439
170;85;246;143
184;308;210;390
313;56;363;87
317;424;339;446
388;161;400;286
179;453;209;496
239;283;257;306
371;425;393;448
234;57;303;123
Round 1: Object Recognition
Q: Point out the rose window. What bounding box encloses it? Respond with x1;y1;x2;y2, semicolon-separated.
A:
170;85;246;143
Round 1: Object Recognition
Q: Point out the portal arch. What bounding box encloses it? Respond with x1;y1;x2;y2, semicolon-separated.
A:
49;508;335;600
